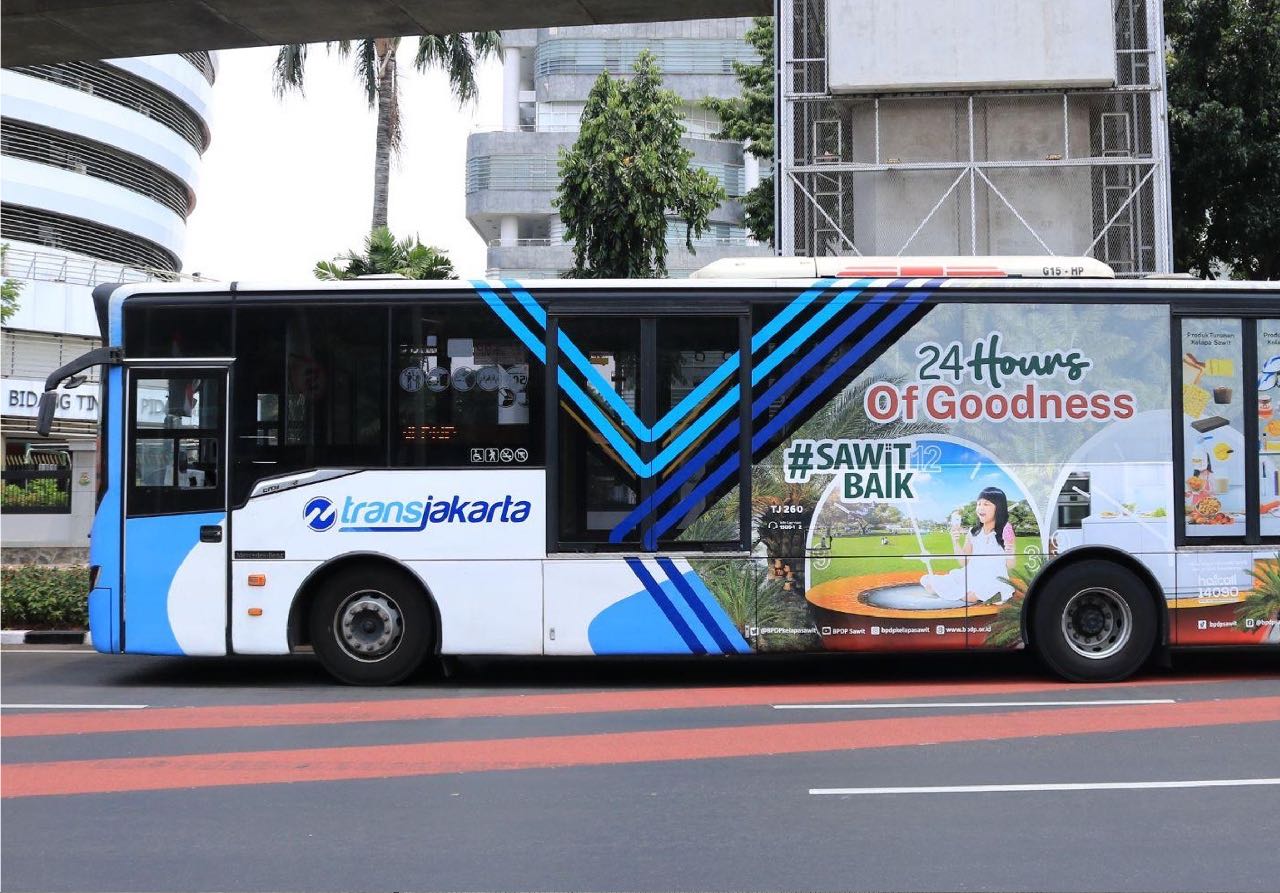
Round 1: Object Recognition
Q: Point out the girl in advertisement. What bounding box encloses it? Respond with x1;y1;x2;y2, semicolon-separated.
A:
921;487;1016;604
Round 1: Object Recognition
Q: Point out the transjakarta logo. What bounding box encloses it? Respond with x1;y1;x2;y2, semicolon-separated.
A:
305;494;532;532
304;496;337;531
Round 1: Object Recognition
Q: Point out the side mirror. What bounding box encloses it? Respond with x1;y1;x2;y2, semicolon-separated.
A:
35;391;58;437
64;374;88;389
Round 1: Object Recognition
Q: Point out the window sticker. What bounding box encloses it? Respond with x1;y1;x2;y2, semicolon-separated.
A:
1257;320;1280;537
1181;319;1245;537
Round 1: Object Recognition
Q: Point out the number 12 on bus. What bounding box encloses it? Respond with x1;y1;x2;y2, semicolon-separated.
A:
36;256;1280;684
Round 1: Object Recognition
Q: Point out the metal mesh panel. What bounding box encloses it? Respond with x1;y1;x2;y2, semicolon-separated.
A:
778;0;1171;274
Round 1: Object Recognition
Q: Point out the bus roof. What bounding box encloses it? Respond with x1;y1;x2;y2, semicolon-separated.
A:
691;256;1116;279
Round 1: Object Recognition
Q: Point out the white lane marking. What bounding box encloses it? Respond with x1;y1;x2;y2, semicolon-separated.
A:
773;699;1176;710
0;704;148;710
811;778;1280;796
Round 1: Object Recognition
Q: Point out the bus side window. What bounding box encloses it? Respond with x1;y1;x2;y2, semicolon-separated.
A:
390;304;542;469
231;305;387;505
129;375;223;515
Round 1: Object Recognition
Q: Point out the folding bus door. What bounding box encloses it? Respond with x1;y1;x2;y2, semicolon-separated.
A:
122;366;229;655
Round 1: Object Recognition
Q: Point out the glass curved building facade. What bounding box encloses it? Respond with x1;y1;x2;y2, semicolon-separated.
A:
1;52;215;559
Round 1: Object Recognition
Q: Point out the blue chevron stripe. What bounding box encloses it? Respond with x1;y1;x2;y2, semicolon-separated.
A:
491;278;867;446
557;370;648;473
646;294;929;541
680;566;753;653
751;280;875;382
656;557;742;654
473;284;547;363
625;558;706;654
502;278;548;326
750;279;840;350
609;289;912;541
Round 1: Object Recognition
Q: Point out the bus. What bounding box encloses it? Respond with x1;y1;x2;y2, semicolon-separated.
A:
36;257;1280;684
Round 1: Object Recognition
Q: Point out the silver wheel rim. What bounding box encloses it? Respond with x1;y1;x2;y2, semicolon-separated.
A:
334;590;404;663
1061;587;1132;660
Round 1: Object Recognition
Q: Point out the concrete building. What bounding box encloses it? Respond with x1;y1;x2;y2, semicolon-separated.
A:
777;0;1172;275
1;52;215;562
466;18;772;278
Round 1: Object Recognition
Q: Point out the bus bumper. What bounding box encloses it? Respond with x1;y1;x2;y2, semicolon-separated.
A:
87;587;120;653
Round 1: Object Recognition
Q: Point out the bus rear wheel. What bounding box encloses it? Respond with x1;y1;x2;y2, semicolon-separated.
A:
309;565;433;685
1032;560;1157;683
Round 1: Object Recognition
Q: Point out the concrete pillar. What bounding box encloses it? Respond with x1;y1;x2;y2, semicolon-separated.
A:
499;216;518;247
68;440;96;547
503;47;522;131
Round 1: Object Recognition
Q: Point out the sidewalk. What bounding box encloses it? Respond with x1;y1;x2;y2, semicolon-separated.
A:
1;630;89;645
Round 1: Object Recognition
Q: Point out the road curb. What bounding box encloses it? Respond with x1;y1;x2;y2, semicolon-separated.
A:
1;630;89;645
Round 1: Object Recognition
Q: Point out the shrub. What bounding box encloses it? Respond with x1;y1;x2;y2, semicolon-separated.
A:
1;565;89;629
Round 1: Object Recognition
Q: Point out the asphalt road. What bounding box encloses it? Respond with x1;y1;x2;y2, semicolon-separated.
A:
2;646;1278;893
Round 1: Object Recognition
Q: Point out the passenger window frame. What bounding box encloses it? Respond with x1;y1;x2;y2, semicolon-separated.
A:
125;364;229;518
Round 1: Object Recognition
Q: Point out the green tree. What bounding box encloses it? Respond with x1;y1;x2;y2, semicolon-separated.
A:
555;51;726;278
1166;0;1280;278
315;226;456;280
1;244;22;324
274;33;499;232
703;16;774;246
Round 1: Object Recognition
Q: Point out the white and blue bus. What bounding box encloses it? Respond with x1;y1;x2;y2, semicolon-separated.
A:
37;257;1280;684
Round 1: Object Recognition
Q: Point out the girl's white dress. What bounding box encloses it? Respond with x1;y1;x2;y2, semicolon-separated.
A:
920;527;1015;604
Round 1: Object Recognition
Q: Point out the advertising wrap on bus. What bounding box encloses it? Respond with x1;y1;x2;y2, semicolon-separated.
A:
668;300;1280;654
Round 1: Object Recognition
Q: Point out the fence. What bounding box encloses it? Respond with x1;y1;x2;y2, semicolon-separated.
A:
1;453;72;514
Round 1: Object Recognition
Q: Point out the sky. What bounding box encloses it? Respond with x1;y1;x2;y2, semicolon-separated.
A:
181;45;504;283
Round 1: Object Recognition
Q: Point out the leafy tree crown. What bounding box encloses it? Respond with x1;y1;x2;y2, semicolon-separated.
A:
315;227;457;280
555;51;726;278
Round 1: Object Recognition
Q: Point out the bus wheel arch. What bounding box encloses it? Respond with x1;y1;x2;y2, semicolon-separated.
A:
1021;548;1167;682
288;554;440;685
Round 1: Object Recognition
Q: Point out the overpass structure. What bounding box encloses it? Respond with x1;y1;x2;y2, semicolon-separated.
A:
3;0;769;66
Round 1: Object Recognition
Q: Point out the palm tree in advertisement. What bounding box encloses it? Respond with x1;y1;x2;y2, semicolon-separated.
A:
1237;555;1280;641
273;33;499;231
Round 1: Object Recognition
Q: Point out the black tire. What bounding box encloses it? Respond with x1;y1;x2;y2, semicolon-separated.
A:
309;564;434;685
1031;559;1158;683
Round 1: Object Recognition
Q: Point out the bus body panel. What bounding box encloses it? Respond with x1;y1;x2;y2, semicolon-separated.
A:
410;560;543;654
122;512;227;655
543;557;752;655
231;558;311;654
232;470;544;561
88;365;124;653
1175;550;1280;645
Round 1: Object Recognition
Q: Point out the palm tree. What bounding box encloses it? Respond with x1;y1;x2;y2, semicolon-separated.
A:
273;33;500;232
315;226;456;280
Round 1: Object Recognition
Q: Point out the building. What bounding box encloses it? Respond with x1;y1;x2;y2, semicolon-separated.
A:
1;52;215;562
776;0;1172;275
466;19;772;279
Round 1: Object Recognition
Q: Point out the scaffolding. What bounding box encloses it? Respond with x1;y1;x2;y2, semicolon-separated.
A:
776;0;1173;275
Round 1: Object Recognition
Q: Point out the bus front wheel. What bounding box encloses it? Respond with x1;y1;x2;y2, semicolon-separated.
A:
309;565;434;685
1032;560;1157;683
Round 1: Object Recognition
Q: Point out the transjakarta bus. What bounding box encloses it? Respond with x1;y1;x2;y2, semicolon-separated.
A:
36;257;1280;684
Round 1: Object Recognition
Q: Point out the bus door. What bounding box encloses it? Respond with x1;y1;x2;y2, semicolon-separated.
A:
122;365;229;655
